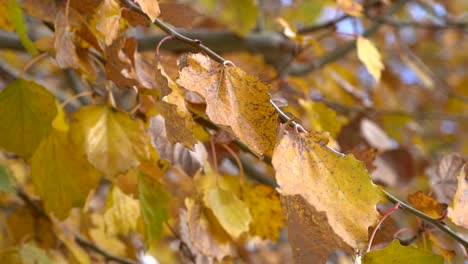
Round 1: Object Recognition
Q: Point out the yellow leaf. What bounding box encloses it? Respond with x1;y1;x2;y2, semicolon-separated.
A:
95;0;121;46
104;186;140;236
272;132;385;249
299;99;347;138
135;0;160;22
363;240;443;264
408;191;446;219
30;129;100;219
177;53;278;156
89;214;126;257
357;36;384;83
203;186;252;239
69;105;150;178
139;170;170;243
449;165;467;228
57;233;91;264
337;0;363;17
19;242;54;264
0;78;57;159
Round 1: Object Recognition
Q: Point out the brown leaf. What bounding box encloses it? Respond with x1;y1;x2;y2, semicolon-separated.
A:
283;195;352;264
427;153;465;204
177;53;278;156
371;148;415;187
54;12;80;69
135;0;160;22
159;3;201;28
449;165;467;228
408;191;447;218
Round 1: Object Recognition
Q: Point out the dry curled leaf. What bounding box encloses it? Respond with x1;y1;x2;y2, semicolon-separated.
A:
177;53;278;156
449;165;467;228
427;153;466;204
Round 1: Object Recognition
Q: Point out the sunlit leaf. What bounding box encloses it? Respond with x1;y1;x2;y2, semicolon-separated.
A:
104;186;140;236
203;186;252;239
0;78;57;159
88;214;127;256
135;0;160;22
69;105;149;178
337;0;363;17
272;132;385;249
408;191;446;218
52;101;69;132
300;99;346;138
95;0;121;46
449;165;467;228
30;129;100;219
6;0;38;56
177;53;278;156
138;170;170;243
363;240;443;264
357;36;384;83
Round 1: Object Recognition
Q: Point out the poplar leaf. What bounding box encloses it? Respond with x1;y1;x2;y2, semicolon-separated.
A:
6;0;38;56
135;0;160;22
31;129;100;219
357;36;384;83
408;191;446;218
0;78;57;159
363;240;444;264
138;171;170;242
272;132;385;249
104;186;140;236
177;53;278;156
69;105;149;178
449;165;467;228
203;186;252;239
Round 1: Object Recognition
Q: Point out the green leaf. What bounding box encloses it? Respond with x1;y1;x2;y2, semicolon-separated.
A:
19;242;54;264
6;0;38;56
30;129;100;219
0;78;57;159
69;105;150;178
363;240;444;264
0;165;15;193
138;171;170;243
203;186;252;239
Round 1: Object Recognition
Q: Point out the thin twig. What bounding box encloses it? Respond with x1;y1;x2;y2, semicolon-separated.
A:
367;203;400;253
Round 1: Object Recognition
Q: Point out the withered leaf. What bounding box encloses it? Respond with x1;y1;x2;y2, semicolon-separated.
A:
272;132;385;249
177;53;278;156
427;153;466;204
449;165;467;228
408;191;446;219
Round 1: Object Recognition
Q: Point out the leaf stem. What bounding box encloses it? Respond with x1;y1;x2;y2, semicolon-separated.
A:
367;202;400;253
383;190;468;248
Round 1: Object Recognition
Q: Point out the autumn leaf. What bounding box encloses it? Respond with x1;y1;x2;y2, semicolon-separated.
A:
104;186;140;236
0;162;15;194
135;0;160;22
408;191;446;218
427;153;465;204
138;171;170;243
299;99;346;138
88;214;127;256
218;0;258;36
357;36;384;83
95;0;121;46
0;78;57;159
183;198;234;261
272;132;385;249
69;105;150;178
363;240;443;264
177;53;278;156
54;11;80;69
30;129;100;219
283;195;352;263
203;186;252;239
157;64;197;149
449;165;467;228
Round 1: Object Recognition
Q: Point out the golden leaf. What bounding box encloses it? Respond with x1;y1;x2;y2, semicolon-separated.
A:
69;105;150;178
408;191;446;219
104;186;140;236
135;0;160;22
357;36;384;83
337;0;363;17
177;53;278;156
31;129;100;219
272;132;385;249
